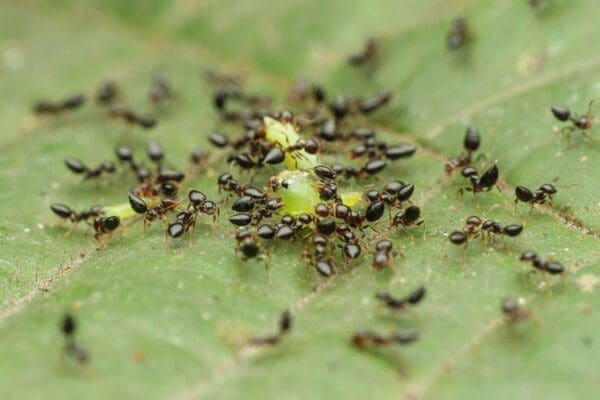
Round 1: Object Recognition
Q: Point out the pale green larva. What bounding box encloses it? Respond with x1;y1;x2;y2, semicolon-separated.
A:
263;117;362;215
263;116;320;170
268;169;362;216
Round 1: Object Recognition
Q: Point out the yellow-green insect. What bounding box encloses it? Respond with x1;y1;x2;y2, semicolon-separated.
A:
264;117;361;216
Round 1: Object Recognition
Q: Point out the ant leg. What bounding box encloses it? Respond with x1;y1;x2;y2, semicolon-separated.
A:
119;224;127;238
188;225;195;247
584;99;594;117
513;199;519;214
95;233;107;249
64;224;76;237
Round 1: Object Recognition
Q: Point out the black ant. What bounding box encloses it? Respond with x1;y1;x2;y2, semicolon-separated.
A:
449;215;482;245
61;314;89;364
551;100;594;137
348;37;378;66
146;141;164;164
328;95;352;121
189;148;209;167
303;234;336;277
234;230;269;268
249;310;292;346
167;210;196;241
391;206;423;229
445;126;481;174
446;17;470;50
371;239;397;270
449;216;522;245
358;91;393;115
501;297;531;322
376;286;426;310
519;251;565;275
514;183;557;211
64;157;116;180
457;164;500;196
149;73;173;104
351;329;419;348
315;259;335;276
128;193;179;233
109;106;156;129
208;132;230;148
50;204;103;227
96;81;119;105
93;216;121;248
188;189;219;222
481;220;523;239
34;93;85;115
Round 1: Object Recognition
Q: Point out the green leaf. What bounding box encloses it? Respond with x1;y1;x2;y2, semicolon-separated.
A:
1;1;599;399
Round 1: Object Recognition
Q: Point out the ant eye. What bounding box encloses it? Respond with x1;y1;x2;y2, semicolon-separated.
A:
281;181;290;189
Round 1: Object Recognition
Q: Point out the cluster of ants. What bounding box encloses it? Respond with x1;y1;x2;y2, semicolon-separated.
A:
221;159;423;275
193;67;424;275
351;286;425;348
34;74;174;128
42;22;595;367
52;139;217;247
59;284;426;366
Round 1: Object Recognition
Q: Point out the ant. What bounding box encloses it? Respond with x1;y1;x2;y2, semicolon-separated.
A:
519;251;565;275
234;230;269;268
149;73;173;104
449;215;483;245
371;239;397;270
501;297;531;322
551;100;594;137
109;106;156;129
303;234;336;277
457;164;500;196
514;183;556;211
481;220;523;239
391;206;423;229
50;204;103;227
146;141;164;165
64;157;115;180
445;126;481;174
60;314;89;364
34;93;85;115
93;216;121;248
187;189;219;219
96;81;119;105
249;310;292;346
189;148;209;167
352;329;419;348
168;189;218;242
128;193;179;233
167;210;196;241
208;132;230;148
446;17;470;50
365;181;416;212
449;216;522;245
376;286;426;310
358;91;393;115
348;37;378;66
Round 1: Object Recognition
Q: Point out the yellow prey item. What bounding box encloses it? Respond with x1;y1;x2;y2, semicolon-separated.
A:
263;116;320;170
269;170;361;216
